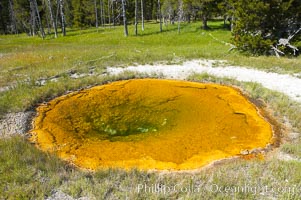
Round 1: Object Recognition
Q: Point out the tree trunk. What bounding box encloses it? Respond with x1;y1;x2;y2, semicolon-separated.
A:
99;0;103;26
102;0;105;26
45;9;51;34
94;0;98;28
230;16;235;32
187;14;191;23
100;0;105;26
29;0;36;36
59;0;66;36
56;0;59;29
121;0;128;36
158;0;162;32
8;0;18;34
108;0;111;27
177;0;183;34
141;0;144;31
150;0;153;20
135;0;138;35
47;0;57;38
202;15;208;30
112;0;115;27
33;0;45;38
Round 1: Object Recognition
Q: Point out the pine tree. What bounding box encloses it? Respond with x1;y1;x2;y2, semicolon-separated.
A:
197;0;220;30
230;0;301;55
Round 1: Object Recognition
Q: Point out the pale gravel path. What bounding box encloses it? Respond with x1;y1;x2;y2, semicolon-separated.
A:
107;59;301;102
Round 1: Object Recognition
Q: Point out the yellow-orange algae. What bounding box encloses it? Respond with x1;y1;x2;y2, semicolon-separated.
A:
30;79;273;170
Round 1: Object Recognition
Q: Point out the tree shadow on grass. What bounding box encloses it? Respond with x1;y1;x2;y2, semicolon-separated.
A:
62;28;106;37
138;20;231;37
136;23;192;37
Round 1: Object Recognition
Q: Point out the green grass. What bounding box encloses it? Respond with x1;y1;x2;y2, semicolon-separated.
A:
0;136;70;199
1;21;301;199
1;21;301;117
1;73;301;199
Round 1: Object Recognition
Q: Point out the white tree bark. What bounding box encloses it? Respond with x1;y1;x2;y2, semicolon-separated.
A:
58;0;66;36
272;27;301;57
135;0;138;35
141;0;144;31
29;0;36;36
121;0;128;36
177;0;183;34
29;0;45;38
47;0;58;38
34;0;45;38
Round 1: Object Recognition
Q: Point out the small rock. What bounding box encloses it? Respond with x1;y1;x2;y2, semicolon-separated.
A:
45;190;91;200
45;190;74;200
287;132;300;140
0;86;11;93
250;147;264;154
0;111;35;137
50;77;59;82
36;79;47;86
78;197;91;200
276;151;300;162
240;149;249;155
70;73;87;79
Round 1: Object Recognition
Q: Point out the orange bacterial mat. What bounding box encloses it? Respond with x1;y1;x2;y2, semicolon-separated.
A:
30;79;273;170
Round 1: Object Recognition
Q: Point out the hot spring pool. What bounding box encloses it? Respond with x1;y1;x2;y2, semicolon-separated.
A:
29;79;273;170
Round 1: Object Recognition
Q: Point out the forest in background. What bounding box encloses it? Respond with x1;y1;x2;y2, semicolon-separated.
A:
0;0;301;55
0;0;227;36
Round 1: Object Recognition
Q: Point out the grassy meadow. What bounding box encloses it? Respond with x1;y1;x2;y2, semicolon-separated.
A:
0;21;301;199
1;21;301;116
